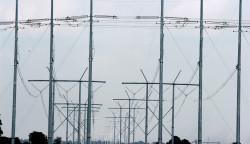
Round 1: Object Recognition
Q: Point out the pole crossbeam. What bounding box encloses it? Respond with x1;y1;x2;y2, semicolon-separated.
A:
55;103;102;106
109;108;144;110
29;80;106;83
113;98;144;101
106;117;131;118
122;82;198;86
113;99;159;101
62;106;101;109
68;110;99;112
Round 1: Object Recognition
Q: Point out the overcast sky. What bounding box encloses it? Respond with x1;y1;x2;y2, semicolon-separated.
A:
1;0;250;143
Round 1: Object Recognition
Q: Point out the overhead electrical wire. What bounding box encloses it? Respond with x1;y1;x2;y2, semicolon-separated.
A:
174;64;199;100
148;63;159;99
125;86;145;96
147;65;160;123
166;27;195;70
164;18;238;104
163;4;243;129
1;15;249;30
29;83;50;118
17;67;41;97
209;99;235;137
169;65;235;120
20;25;50;68
201;28;240;101
40;92;49;117
167;65;198;121
55;23;89;74
204;69;236;100
243;32;250;47
16;98;40;133
0;28;14;50
0;82;12;99
178;87;198;102
0;26;14;32
2;24;52;118
198;3;238;101
204;28;231;71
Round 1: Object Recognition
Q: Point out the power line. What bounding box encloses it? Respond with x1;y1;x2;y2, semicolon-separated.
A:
55;23;89;74
0;28;14;50
204;68;236;100
209;99;235;137
17;67;41;97
1;15;250;30
20;25;49;68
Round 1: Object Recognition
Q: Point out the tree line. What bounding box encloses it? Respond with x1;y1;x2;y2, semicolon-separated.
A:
0;131;61;144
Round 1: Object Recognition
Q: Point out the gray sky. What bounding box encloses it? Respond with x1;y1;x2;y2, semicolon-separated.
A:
1;0;250;143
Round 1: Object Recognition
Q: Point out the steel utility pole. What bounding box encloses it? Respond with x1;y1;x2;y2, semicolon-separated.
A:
119;105;122;144
171;71;181;144
48;0;54;143
133;108;135;143
51;82;55;142
114;118;117;144
128;97;131;144
11;0;18;144
127;92;131;144
66;102;69;144
84;107;101;143
236;0;242;144
198;0;203;143
84;106;87;144
87;0;94;142
159;0;164;142
73;107;76;144
78;68;87;144
78;82;82;144
124;114;127;144
141;70;149;144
